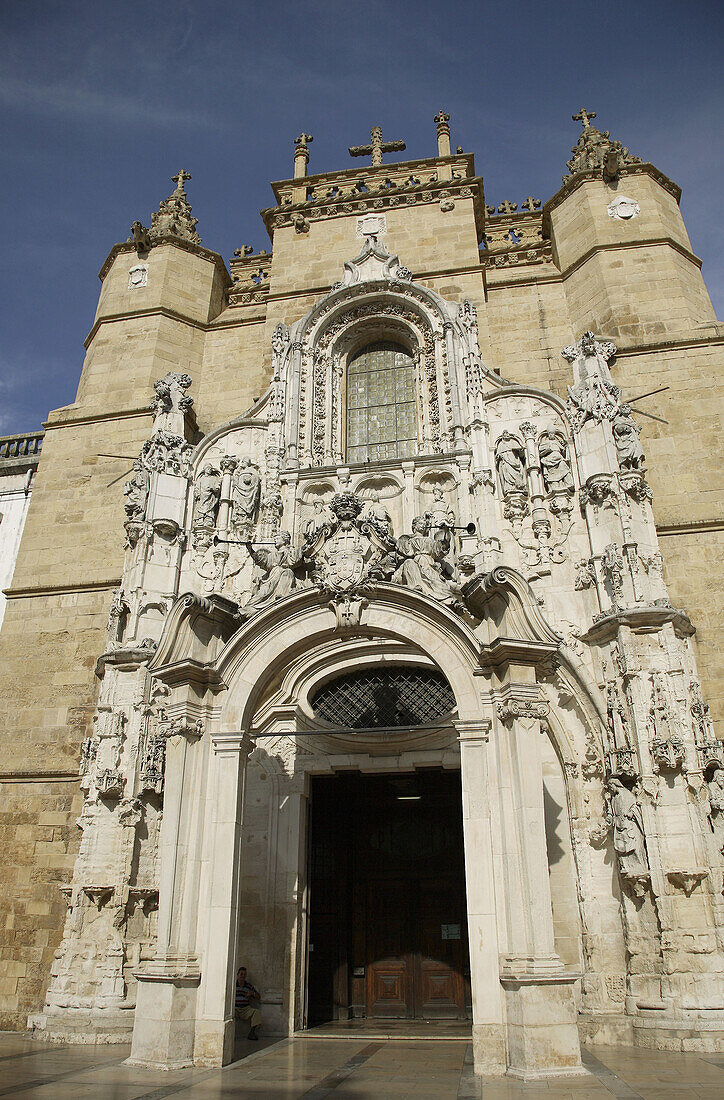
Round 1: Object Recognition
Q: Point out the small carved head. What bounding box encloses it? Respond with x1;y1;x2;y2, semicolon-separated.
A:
581;331;597;355
275;531;292;548
411;515;430;534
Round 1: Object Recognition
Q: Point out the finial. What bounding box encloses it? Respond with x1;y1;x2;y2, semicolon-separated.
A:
233;245;254;258
572;108;596;129
293;132;313;179
434;110;451;158
171;169;192;193
521;197;541;212
149;170;201;245
349;126;406;167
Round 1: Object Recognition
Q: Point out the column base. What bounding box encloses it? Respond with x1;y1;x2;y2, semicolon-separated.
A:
500;971;584;1080
126;961;201;1070
471;1023;507;1076
193;1017;236;1067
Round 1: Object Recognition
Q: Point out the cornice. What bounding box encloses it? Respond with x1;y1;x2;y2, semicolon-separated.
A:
541;161;682;232
98;238;232;285
657;518;724;537
262;171;486;242
44;405;151;430
559;236;702;282
269;152;476;203
0;770;80;783
84;305;209;348
4;578;121;600
581;603;695;644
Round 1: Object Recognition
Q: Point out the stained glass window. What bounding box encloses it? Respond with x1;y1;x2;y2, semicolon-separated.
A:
346;341;417;463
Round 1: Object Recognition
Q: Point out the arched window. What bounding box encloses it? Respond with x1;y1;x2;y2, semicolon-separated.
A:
346;341;417;463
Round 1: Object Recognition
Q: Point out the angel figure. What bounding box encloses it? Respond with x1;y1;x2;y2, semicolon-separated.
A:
393;516;462;608
240;531;308;617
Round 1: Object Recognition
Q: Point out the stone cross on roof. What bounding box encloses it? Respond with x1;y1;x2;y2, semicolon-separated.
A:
572;108;597;129
172;169;192;193
349;126;406;167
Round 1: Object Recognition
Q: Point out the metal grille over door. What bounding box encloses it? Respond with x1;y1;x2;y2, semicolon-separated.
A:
311;666;455;728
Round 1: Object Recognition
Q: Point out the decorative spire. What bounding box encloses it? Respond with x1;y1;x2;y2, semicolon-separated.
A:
434;110;451;157
565;112;642;184
293;132;314;179
149;170;201;245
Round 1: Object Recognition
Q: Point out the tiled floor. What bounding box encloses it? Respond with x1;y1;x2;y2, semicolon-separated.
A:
0;1032;721;1098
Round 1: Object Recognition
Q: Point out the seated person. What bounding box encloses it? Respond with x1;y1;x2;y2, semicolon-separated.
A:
234;965;262;1040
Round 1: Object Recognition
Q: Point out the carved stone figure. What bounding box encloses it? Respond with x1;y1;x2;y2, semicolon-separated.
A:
192;465;222;528
606;778;648;876
359;489;393;538
494;432;527;496
563;332;620;430
612;407;646;471
537;430;574;494
304;499;337;543
707;767;724;852
231;459;261;531
426;486;455;531
140;431;192;476
240;532;308;616
393;516;462;608
123;461;149;520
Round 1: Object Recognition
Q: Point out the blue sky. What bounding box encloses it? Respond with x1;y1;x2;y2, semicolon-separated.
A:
2;0;722;434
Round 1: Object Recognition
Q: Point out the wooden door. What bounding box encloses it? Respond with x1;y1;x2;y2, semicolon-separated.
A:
365;876;469;1019
413;878;467;1018
365;880;412;1017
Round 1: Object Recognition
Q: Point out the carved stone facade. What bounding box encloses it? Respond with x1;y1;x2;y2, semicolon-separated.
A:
1;111;723;1081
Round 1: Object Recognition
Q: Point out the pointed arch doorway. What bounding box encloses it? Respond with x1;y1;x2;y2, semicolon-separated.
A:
306;766;472;1026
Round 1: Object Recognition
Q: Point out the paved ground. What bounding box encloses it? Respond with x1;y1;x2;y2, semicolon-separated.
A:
0;1032;722;1098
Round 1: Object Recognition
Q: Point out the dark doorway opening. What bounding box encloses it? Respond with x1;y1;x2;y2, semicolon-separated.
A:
306;768;471;1026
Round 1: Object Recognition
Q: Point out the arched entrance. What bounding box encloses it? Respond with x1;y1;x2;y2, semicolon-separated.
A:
129;575;587;1078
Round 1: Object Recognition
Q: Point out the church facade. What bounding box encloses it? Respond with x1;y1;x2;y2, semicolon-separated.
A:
1;112;723;1079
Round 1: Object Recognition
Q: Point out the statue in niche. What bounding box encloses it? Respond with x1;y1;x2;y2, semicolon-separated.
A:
231;458;261;532
426;486;455;531
359;489;393;538
393;515;462;608
612;407;646;471
192;464;222;527
537;429;574;494
239;531;309;618
494;432;527;496
123;460;150;520
304;498;336;543
606;778;648;875
706;767;724;853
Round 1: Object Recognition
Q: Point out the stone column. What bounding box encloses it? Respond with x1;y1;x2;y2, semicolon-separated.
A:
292;133;313;202
458;721;507;1075
496;700;583;1079
129;725;205;1069
435;111;453;181
194;732;254;1066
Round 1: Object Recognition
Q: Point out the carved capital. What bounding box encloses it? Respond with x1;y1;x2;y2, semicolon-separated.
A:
497;699;549;724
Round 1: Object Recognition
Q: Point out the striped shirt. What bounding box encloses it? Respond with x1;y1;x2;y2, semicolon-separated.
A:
235;979;259;1007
